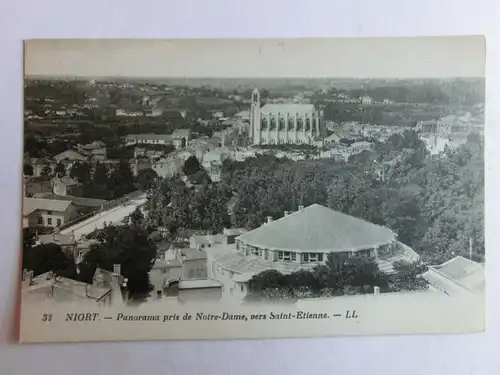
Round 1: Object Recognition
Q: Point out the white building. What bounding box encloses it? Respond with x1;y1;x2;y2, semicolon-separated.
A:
125;134;173;146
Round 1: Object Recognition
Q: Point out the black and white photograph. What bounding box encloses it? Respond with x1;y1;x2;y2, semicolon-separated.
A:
19;37;485;342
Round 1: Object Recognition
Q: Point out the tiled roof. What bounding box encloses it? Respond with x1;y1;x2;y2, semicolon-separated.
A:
237;204;396;252
26;272;111;301
23;197;72;216
208;244;317;275
260;104;316;116
32;193;106;208
432;256;485;294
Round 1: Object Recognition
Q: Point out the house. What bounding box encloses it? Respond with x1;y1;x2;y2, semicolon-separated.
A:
80;141;105;153
21;266;124;306
124;133;173;146
360;96;374;105
145;108;163;117
24;177;52;197
32;192;107;213
177;279;222;302
90;148;107;161
52;176;82;196
151;157;184;179
201;150;228;171
349;141;372;155
172;129;191;149
323;133;341;146
23;197;76;229
211;111;224;119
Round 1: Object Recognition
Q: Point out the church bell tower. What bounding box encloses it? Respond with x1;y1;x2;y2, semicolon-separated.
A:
250;88;261;145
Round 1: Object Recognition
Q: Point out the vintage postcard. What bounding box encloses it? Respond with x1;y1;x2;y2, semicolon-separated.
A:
19;37;485;343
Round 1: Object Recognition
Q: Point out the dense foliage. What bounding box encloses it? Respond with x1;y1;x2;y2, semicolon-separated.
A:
221;131;484;263
247;254;427;300
79;225;156;300
145;177;231;239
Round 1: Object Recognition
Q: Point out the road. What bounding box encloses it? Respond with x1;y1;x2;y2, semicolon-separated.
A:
61;194;147;239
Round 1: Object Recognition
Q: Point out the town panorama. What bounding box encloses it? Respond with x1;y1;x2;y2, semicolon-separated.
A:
21;77;485;306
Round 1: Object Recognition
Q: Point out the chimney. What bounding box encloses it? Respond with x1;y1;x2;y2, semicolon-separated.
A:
298;205;304;210
374;286;380;295
22;269;34;287
267;216;273;224
113;264;121;276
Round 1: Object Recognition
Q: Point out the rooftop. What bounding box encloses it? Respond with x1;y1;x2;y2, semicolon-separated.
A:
260;104;316;116
181;248;208;261
178;279;222;290
38;233;75;246
207;243;318;275
236;204;396;252
429;256;485;294
23;197;72;216
32;193;106;208
126;133;173;142
172;129;191;138
54;150;87;162
26;272;111;301
53;176;79;186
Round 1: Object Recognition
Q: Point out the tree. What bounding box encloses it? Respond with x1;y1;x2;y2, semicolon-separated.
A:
108;159;135;197
22;243;76;278
23;164;34;176
182;156;202;176
54;162;66;177
188;170;211;185
137;168;158;191
130;207;145;226
70;162;91;184
93;162;109;185
390;261;428;291
41;163;52;177
80;225;156;299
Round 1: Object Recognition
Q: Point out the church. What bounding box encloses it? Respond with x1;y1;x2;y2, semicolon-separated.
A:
249;89;323;145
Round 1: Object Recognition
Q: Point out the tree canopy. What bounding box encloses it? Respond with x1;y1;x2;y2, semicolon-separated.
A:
79;225;156;299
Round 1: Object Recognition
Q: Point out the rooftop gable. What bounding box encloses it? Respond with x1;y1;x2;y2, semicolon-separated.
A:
23;197;72;216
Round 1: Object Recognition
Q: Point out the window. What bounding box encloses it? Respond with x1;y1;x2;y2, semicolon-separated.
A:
230;272;234;278
303;253;309;262
47;217;52;225
258;249;263;257
318;253;324;262
47;211;53;215
309;254;318;262
291;252;296;261
279;252;292;262
57;219;62;227
38;216;43;225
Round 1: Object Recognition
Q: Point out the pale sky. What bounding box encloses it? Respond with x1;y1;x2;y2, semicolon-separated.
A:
24;37;485;79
